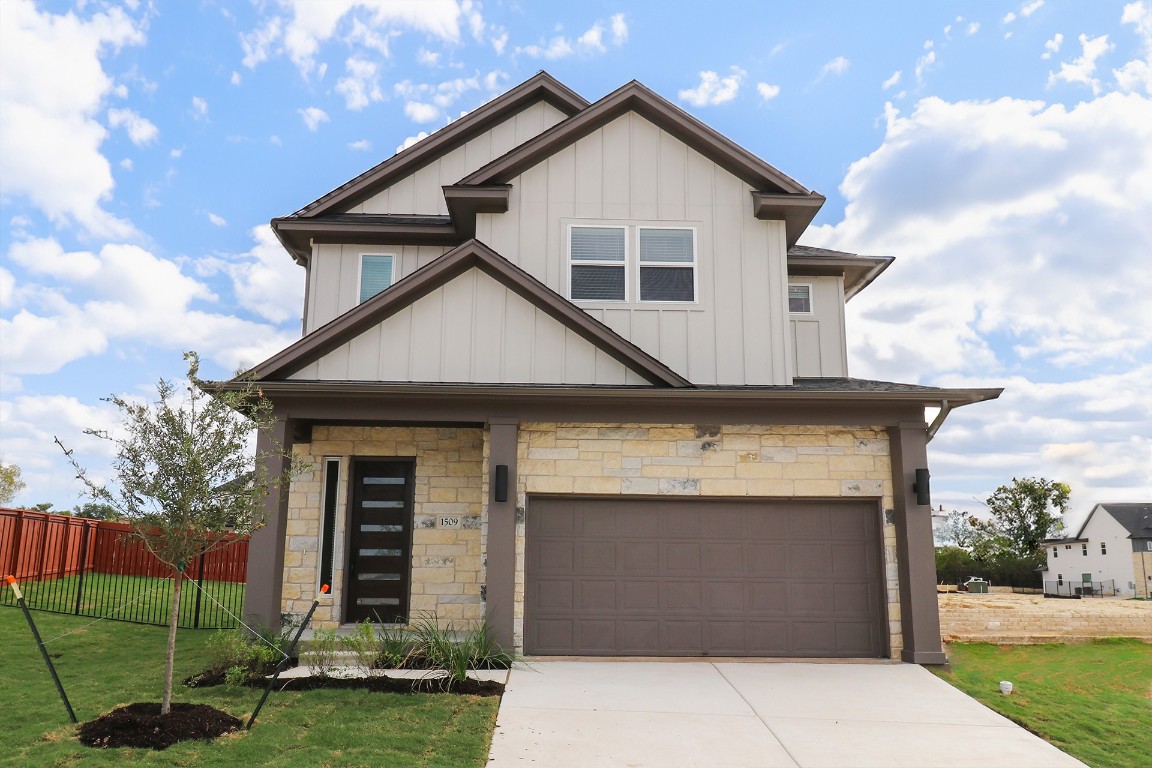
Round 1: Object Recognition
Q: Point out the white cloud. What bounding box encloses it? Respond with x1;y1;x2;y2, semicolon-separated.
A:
1042;33;1064;59
396;131;429;153
230;70;242;86
756;82;781;101
882;70;902;90
491;29;508;55
679;67;745;107
348;138;371;151
239;0;467;78
404;101;440;122
299;106;330;131
119;158;133;171
170;147;183;158
1003;12;1017;25
967;22;980;35
1048;33;1115;94
516;15;628;59
107;107;157;145
417;48;439;66
0;0;144;238
819;56;850;79
208;212;227;227
611;13;628;45
1022;0;1045;18
1;236;299;380
915;50;937;83
1114;1;1152;94
198;226;304;325
336;57;383;109
191;96;209;119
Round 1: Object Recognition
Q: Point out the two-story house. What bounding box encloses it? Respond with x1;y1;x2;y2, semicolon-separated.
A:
1041;502;1152;597
231;73;1001;664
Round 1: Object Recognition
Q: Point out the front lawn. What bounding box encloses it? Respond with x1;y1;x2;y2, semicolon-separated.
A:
0;607;499;767
934;640;1152;768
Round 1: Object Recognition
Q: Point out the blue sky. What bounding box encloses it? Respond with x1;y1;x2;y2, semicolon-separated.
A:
2;0;1149;527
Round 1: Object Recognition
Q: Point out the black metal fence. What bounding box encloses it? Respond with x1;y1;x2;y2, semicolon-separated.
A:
1;508;247;629
1043;579;1117;598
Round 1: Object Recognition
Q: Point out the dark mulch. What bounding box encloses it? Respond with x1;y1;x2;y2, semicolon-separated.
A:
182;669;504;697
78;703;241;750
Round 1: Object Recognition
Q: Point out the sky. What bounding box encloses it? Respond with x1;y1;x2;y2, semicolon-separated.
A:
1;0;1149;528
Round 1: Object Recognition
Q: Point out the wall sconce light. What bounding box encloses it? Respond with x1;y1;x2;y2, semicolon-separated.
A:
494;464;509;502
913;468;931;506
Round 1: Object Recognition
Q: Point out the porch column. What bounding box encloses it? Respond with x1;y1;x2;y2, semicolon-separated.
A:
245;414;294;630
888;422;946;664
486;419;518;651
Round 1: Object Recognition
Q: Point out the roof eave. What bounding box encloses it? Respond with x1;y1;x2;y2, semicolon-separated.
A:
752;192;827;248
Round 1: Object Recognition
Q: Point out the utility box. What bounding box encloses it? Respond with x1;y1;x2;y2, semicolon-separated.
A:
967;580;989;594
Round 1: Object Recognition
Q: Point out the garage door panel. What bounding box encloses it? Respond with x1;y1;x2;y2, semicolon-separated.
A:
577;541;617;572
622;580;660;611
525;498;884;657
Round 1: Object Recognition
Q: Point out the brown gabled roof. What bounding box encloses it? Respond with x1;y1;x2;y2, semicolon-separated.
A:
787;245;894;300
458;79;826;246
292;72;588;220
244;239;692;388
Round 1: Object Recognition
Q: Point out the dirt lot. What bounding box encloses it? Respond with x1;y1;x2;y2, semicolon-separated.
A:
938;592;1152;643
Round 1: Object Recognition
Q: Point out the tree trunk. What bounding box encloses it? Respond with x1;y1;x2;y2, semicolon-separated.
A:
161;568;183;715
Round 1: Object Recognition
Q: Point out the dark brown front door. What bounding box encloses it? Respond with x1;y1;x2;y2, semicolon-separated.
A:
525;497;885;657
345;459;414;623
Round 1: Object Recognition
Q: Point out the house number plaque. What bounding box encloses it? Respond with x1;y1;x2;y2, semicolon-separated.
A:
439;516;462;529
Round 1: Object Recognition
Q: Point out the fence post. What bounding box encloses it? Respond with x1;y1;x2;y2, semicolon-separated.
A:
192;549;206;629
73;522;91;616
7;510;25;578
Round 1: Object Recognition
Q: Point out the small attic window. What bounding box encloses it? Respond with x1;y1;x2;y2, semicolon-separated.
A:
359;254;394;303
788;284;813;314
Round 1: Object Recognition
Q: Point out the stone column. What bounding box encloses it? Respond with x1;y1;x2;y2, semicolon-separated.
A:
244;415;293;630
485;419;518;651
888;422;946;664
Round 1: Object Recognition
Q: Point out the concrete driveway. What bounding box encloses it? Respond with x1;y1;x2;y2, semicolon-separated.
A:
485;661;1086;768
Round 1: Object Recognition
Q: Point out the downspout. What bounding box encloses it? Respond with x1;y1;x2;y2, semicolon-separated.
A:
926;400;951;443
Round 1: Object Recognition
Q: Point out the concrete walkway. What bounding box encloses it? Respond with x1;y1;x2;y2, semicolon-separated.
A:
486;661;1086;768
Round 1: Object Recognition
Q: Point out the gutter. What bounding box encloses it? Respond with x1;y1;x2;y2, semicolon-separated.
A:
926;399;952;443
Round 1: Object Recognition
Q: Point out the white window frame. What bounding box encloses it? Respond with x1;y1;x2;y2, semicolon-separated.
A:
636;226;698;304
568;224;629;303
788;283;814;314
358;253;396;304
1052;546;1058;558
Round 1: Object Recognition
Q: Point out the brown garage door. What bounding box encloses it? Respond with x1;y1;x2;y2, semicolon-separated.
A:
525;497;885;657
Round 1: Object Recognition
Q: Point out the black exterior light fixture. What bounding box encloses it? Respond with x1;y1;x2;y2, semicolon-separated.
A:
494;464;509;502
913;468;931;506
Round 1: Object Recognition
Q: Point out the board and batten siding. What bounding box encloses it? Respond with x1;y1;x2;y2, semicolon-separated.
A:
349;101;571;216
790;276;848;377
304;244;451;332
474;112;794;386
289;267;650;385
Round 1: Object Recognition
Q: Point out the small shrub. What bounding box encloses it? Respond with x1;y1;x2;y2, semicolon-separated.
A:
308;628;341;678
205;627;288;682
375;621;414;670
343;620;387;677
224;665;248;686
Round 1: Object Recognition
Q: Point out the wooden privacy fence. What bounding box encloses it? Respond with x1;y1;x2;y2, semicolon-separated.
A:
0;508;248;629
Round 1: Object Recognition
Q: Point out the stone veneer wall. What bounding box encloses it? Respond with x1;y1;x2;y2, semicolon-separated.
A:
1135;551;1152;599
281;426;485;628
505;423;901;655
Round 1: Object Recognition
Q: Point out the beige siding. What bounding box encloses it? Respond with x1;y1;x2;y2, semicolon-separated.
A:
350;101;570;215
474;112;792;385
304;243;451;332
289;267;651;385
789;276;848;377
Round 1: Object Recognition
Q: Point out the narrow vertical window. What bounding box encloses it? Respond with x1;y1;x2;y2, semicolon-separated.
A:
318;458;340;593
570;226;626;301
360;254;394;303
638;228;695;302
1082;543;1088;556
1100;541;1107;555
788;284;813;313
1052;547;1058;558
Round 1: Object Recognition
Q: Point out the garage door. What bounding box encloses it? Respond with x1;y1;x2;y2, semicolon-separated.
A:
525;497;885;657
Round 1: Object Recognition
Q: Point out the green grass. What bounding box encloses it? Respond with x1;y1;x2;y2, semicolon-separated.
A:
0;609;500;767
1;574;245;628
934;640;1152;768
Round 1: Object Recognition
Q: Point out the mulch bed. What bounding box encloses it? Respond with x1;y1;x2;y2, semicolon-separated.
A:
78;702;241;750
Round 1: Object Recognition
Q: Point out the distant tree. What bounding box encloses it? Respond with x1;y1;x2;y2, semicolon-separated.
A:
72;502;121;521
936;510;986;549
58;352;300;715
30;502;55;513
979;477;1070;558
0;458;25;505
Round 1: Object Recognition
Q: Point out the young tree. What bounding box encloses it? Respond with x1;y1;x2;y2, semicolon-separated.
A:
0;458;25;505
980;477;1070;558
58;352;298;715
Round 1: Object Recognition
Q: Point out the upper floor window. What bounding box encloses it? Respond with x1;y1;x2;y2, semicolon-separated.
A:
1100;541;1107;555
788;284;813;314
359;254;394;303
569;224;695;303
1052;547;1058;558
1082;543;1088;556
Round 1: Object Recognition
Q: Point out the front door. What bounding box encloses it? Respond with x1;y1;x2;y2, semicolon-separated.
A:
345;458;414;623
